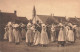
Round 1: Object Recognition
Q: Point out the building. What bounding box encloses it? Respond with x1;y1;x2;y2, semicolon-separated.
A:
32;6;67;24
0;10;28;40
68;17;80;26
16;16;28;24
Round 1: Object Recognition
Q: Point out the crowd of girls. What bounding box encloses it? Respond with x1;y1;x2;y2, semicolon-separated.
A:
3;21;80;47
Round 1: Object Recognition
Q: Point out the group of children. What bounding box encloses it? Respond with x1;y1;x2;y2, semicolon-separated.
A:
3;21;79;47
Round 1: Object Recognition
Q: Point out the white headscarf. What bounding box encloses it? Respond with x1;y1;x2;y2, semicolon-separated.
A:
58;23;63;26
7;22;12;26
13;24;19;27
27;23;31;26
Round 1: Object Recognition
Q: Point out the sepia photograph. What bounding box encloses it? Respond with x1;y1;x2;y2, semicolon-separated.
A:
0;0;80;52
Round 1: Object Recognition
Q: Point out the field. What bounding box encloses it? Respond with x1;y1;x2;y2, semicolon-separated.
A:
0;39;80;52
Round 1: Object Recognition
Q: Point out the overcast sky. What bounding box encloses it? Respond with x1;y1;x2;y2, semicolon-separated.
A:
0;0;80;19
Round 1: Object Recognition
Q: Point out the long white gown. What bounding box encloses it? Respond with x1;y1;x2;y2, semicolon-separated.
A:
51;26;56;42
67;28;74;42
4;27;8;40
26;26;33;43
58;27;65;41
21;28;26;39
65;26;69;41
8;26;14;42
40;26;49;45
34;30;41;45
13;24;20;43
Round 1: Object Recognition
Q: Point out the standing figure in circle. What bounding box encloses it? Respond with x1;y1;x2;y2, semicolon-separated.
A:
13;23;20;45
20;23;26;40
40;24;49;47
4;25;9;40
67;26;75;43
33;24;41;46
58;23;66;47
51;24;56;42
26;23;33;46
7;22;14;43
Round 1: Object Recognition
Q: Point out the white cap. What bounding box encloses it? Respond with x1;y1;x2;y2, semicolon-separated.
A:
13;24;19;27
42;24;46;27
27;23;31;26
68;23;72;26
58;23;63;26
73;25;77;28
21;23;25;27
7;22;12;26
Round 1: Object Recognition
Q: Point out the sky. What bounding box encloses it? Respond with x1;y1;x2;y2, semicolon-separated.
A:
0;0;80;19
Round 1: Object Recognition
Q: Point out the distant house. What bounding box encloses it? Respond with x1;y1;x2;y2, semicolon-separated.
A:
0;11;17;26
68;17;80;26
35;15;52;24
53;16;67;23
0;10;28;40
16;16;28;24
33;14;67;25
32;6;67;24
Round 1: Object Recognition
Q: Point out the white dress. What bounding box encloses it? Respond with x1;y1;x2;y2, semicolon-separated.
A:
40;27;49;44
13;24;20;43
26;26;33;43
58;28;65;41
21;28;26;39
4;27;8;40
51;26;56;42
65;26;69;41
67;29;74;42
8;26;14;42
34;30;41;45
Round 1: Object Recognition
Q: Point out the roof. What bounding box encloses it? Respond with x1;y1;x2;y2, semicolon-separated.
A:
16;16;28;24
37;15;51;23
0;12;17;17
68;17;80;25
53;16;67;23
37;15;67;24
17;17;28;21
0;12;17;25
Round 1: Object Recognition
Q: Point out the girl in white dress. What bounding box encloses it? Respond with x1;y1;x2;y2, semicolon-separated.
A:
67;26;74;43
33;27;41;46
8;22;14;43
26;23;34;46
21;23;26;40
40;24;49;47
58;23;66;47
13;23;20;45
51;24;56;42
4;25;9;40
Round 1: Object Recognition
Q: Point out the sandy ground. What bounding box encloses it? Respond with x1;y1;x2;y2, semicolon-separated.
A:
0;39;80;52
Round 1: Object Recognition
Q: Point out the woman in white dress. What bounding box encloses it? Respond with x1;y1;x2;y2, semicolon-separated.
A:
33;24;41;46
67;26;74;43
51;24;56;42
8;22;14;43
26;23;34;46
4;25;9;40
40;24;49;47
21;23;26;40
58;23;66;47
13;23;20;45
64;25;69;42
